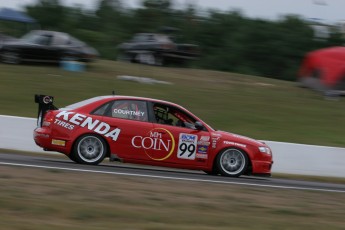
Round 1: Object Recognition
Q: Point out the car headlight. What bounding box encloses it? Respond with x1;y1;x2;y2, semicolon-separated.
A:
258;146;271;155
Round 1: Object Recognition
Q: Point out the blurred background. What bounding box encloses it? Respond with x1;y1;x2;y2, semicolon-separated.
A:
0;0;344;81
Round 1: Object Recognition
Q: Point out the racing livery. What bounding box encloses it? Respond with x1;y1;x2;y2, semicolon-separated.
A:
33;94;273;177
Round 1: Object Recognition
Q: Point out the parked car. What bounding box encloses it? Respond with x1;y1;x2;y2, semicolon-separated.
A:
33;94;273;177
0;30;99;64
118;33;200;66
0;32;16;49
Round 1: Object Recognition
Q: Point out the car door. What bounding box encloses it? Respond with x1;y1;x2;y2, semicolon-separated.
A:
147;102;211;167
95;99;154;160
31;33;54;60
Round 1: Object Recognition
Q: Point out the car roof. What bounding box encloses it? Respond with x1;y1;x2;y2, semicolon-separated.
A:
109;95;183;108
65;95;184;110
30;30;68;36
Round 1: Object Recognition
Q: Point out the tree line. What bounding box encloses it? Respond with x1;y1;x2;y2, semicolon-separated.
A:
6;0;345;81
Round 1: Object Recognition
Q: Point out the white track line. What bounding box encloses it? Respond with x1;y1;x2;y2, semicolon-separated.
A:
1;162;344;193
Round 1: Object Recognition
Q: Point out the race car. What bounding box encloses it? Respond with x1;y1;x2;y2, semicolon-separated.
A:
33;94;273;177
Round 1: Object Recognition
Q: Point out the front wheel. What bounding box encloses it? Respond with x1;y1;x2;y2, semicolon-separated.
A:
72;134;107;165
216;148;249;177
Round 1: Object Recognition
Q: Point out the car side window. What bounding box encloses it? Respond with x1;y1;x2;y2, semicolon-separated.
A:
153;103;197;129
92;102;112;116
111;100;148;121
35;34;52;46
51;34;68;46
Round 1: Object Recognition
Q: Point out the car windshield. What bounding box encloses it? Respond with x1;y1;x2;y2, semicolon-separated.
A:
21;32;51;45
65;96;113;109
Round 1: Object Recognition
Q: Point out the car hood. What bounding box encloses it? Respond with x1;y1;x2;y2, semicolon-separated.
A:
212;130;267;147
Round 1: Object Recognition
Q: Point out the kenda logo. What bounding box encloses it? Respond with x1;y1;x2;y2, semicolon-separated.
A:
55;111;121;141
131;128;175;161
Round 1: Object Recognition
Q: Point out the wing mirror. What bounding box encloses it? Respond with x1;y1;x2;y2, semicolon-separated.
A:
195;121;205;131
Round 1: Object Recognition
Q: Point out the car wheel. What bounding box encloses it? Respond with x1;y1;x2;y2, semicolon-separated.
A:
68;153;77;162
216;148;248;177
2;51;21;64
137;53;156;65
203;169;218;175
73;134;107;165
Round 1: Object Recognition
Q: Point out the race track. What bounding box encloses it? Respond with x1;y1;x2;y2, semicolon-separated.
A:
1;151;344;193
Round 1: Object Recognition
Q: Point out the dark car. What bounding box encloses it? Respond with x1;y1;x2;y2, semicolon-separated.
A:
118;33;200;66
0;30;99;64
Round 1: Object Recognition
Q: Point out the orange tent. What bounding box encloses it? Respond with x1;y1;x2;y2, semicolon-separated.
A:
298;46;345;92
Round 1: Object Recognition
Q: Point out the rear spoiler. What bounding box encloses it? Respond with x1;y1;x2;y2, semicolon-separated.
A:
34;94;58;127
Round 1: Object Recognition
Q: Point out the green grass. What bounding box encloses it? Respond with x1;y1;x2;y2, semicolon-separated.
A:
1;60;344;147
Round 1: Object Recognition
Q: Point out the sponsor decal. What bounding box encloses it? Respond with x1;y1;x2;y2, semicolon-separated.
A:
177;133;197;160
51;139;66;146
43;96;53;104
223;141;246;148
211;137;220;149
198;136;210;146
196;145;208;159
197;141;210;146
55;111;121;141
199;136;210;142
197;145;208;154
113;109;145;117
196;153;208;159
131;128;175;161
54;119;75;130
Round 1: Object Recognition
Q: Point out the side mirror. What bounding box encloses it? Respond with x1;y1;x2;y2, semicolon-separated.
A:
195;121;204;131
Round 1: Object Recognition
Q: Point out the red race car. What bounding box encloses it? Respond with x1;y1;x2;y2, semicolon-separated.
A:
33;94;273;177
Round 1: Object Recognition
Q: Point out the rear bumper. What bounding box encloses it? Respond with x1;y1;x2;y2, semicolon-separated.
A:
33;127;70;154
33;127;52;149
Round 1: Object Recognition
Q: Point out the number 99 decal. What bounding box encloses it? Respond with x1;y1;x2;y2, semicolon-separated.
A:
177;133;197;160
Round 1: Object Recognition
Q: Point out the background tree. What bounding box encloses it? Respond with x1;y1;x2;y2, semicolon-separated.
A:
20;0;345;81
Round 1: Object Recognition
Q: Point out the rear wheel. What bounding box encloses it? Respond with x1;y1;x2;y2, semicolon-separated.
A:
216;148;248;177
72;134;107;165
136;52;158;65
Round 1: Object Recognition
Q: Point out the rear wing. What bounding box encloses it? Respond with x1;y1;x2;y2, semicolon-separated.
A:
34;94;58;127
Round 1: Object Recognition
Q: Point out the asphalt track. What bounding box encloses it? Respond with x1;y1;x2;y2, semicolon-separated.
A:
1;151;345;193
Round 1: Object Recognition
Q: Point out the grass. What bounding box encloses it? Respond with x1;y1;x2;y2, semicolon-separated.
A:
1;60;344;147
0;165;344;230
1;60;345;147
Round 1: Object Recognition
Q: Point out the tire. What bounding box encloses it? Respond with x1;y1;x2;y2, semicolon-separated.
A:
136;53;156;65
203;169;218;176
67;152;77;162
72;134;107;165
216;148;249;177
2;51;21;64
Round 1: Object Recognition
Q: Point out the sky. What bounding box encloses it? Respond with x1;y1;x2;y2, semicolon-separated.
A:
0;0;344;24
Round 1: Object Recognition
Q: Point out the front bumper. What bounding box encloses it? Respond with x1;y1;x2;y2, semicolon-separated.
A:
251;160;273;175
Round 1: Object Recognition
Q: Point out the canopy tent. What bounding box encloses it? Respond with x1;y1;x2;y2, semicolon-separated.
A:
0;8;36;23
298;46;345;92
